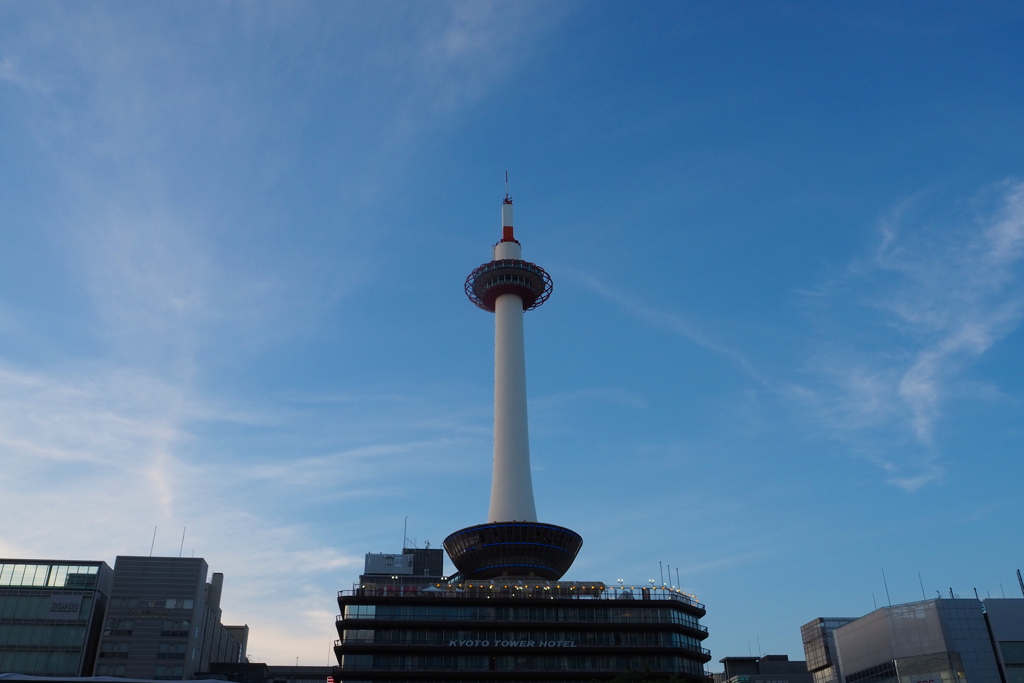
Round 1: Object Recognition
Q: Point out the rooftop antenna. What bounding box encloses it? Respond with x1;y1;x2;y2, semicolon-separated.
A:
1017;569;1024;597
150;526;157;556
505;171;510;201
403;516;408;550
882;567;892;606
676;567;681;588
1001;583;1006;598
179;527;186;558
918;571;926;600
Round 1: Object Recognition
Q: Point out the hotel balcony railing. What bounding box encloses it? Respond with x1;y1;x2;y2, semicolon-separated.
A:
338;585;704;611
335;612;709;633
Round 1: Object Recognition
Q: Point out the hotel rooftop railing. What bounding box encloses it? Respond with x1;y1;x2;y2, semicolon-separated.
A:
338;584;704;611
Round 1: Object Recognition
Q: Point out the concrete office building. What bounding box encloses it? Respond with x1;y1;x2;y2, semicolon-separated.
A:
333;192;711;682
95;556;246;680
0;559;113;676
833;599;1002;683
714;654;813;683
359;548;446;591
801;618;855;683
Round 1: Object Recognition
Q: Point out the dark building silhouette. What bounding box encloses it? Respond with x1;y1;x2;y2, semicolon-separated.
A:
714;655;813;683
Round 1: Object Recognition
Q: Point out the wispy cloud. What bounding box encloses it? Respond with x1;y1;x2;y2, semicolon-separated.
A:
412;2;568;114
803;180;1024;490
0;354;481;661
566;269;771;385
0;55;52;92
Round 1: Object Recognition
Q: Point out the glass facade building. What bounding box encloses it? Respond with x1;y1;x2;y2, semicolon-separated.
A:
983;599;1024;683
0;559;113;676
833;599;1004;683
801;617;855;683
334;581;711;682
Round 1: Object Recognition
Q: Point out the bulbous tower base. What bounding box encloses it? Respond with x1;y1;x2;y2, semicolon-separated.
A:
443;521;583;581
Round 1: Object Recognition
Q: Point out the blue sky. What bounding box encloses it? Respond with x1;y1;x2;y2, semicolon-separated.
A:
2;0;1024;668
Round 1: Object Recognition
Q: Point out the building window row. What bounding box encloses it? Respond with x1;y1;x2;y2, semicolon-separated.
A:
157;642;187;659
845;660;897;683
103;618;133;636
0;564;99;589
110;597;194;610
99;641;130;658
154;663;185;679
1001;642;1024;665
342;604;704;630
0;623;86;647
0;593;92;620
95;663;126;676
161;619;190;637
339;653;704;674
0;649;82;676
341;627;705;651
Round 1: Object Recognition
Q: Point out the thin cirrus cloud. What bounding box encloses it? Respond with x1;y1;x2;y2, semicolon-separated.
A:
0;355;373;661
805;180;1024;490
0;56;51;92
564;268;772;387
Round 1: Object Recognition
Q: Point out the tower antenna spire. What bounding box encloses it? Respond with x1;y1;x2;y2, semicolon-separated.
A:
505;171;511;202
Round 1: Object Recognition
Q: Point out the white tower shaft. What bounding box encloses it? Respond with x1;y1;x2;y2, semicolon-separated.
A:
488;206;538;523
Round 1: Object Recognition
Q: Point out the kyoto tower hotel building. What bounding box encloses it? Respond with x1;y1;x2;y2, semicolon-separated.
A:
333;193;711;682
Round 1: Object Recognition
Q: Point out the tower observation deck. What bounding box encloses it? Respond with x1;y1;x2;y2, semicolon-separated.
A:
443;194;582;582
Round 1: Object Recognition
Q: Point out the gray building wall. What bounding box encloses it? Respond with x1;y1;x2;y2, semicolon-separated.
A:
359;547;445;589
96;556;244;680
0;559;113;676
834;599;1001;683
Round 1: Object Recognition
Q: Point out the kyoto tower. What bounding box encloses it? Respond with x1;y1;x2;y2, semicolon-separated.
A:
443;189;583;581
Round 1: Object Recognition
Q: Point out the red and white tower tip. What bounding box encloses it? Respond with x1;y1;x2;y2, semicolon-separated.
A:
445;190;581;581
